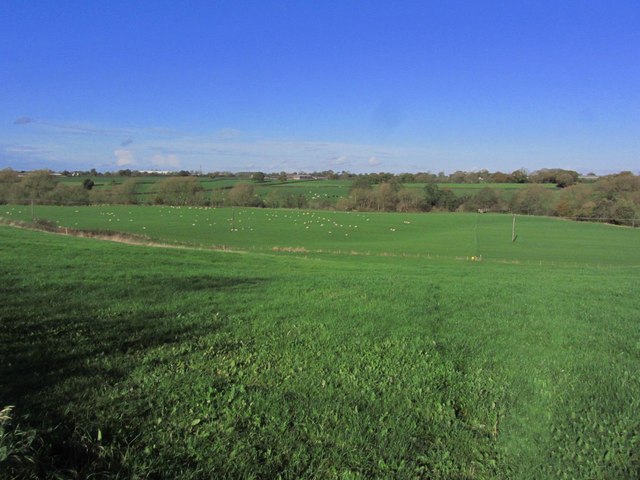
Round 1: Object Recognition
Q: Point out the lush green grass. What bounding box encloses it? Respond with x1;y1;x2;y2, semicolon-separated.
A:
3;205;639;266
1;210;639;478
255;182;349;203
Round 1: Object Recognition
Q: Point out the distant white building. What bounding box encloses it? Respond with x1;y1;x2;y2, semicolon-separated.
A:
579;174;599;181
287;174;314;180
139;170;171;175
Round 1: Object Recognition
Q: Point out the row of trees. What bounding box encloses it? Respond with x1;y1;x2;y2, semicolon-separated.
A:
1;169;638;226
44;167;585;185
225;167;582;186
0;169;140;205
330;168;582;186
216;173;639;226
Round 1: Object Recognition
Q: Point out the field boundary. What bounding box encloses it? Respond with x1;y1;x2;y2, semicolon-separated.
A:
0;218;246;254
2;216;636;269
1;217;468;263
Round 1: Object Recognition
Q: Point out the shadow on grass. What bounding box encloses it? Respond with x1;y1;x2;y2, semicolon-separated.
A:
0;273;261;477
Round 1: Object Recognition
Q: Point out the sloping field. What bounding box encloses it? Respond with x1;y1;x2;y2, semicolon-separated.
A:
2;205;638;266
1;210;639;478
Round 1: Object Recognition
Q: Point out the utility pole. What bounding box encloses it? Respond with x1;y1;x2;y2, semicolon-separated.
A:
232;206;235;231
512;214;517;242
474;212;479;257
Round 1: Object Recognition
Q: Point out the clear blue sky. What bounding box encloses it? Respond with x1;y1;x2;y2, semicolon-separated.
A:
1;1;638;174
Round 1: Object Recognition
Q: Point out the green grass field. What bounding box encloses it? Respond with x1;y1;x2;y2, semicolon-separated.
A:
2;205;637;266
1;207;639;478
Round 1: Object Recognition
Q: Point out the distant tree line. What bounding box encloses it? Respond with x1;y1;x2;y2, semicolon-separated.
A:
330;172;638;226
1;168;638;226
0;169;140;206
319;167;582;187
49;167;583;185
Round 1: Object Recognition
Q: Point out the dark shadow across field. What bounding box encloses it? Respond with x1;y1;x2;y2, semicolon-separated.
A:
0;270;261;476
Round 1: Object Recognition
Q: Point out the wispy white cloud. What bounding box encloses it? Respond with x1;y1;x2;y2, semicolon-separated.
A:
0;142;68;171
14;116;136;137
6;117;437;172
330;155;349;166
150;153;180;168
114;149;135;166
5;145;54;155
143;136;407;172
114;149;181;169
12;117;189;141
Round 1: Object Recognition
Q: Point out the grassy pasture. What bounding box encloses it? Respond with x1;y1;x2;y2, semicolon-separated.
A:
1;209;639;478
254;181;349;203
2;205;638;266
